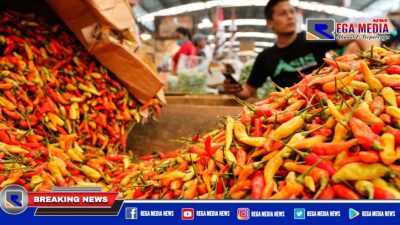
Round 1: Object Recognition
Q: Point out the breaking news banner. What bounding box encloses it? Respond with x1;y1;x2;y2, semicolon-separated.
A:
1;185;400;225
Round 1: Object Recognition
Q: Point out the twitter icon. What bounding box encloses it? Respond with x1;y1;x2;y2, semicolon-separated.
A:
294;208;306;220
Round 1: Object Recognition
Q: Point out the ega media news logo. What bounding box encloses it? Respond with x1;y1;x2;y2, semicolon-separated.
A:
306;18;390;41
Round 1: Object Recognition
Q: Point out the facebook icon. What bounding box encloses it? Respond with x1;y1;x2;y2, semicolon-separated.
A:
125;207;138;220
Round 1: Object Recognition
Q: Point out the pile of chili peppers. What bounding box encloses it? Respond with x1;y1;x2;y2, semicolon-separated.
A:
0;11;161;192
102;45;400;200
2;12;400;200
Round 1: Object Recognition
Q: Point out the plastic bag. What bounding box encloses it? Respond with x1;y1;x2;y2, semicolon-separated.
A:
176;55;208;93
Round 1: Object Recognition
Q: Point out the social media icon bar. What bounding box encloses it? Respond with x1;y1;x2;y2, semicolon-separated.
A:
125;207;139;220
237;208;250;220
294;208;306;220
349;208;360;219
182;208;194;220
0;185;28;215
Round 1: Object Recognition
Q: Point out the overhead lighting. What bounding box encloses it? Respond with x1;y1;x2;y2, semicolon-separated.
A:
230;41;274;48
254;41;274;47
198;17;213;29
138;0;366;23
223;47;264;53
223;47;240;52
198;19;266;29
140;33;152;41
208;32;275;40
235;32;276;39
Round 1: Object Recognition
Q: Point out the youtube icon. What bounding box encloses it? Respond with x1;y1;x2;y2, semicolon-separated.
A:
181;208;194;220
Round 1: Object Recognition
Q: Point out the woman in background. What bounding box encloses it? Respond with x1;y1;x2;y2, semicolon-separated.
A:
172;27;197;74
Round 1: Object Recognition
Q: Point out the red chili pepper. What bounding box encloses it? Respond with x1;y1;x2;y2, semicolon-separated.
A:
88;62;96;74
255;107;277;118
120;134;127;150
0;176;6;184
10;34;24;43
374;187;395;199
104;75;121;88
110;137;119;144
3;108;20;120
105;124;117;136
332;184;360;199
253;118;262;137
115;92;125;100
24;164;46;178
191;131;200;142
386;65;400;74
37;97;56;117
277;180;286;192
138;154;155;160
3;43;15;55
134;188;144;199
307;124;332;137
3;90;16;104
204;136;212;155
56;125;68;135
254;97;274;106
314;89;328;102
46;87;68;104
107;155;123;162
304;153;336;176
0;130;10;143
154;104;161;116
349;117;384;151
251;171;265;199
48;41;58;55
370;122;384;134
218;164;230;176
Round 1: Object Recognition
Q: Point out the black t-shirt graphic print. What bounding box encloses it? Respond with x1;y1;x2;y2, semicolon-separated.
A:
247;32;341;88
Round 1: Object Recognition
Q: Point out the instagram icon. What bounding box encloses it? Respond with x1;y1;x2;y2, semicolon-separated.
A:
237;208;250;220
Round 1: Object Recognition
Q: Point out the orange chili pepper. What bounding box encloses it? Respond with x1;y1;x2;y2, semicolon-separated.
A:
312;139;358;155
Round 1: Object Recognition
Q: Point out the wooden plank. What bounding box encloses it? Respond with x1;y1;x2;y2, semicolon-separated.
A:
127;105;241;155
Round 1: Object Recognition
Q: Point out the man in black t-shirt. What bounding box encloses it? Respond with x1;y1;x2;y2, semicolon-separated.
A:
224;0;380;99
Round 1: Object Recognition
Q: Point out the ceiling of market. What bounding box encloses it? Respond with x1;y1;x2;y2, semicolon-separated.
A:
133;0;399;52
139;0;371;13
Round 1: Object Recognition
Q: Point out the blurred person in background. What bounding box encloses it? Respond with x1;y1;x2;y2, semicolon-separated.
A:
172;27;197;74
192;33;213;68
224;0;380;99
128;0;139;6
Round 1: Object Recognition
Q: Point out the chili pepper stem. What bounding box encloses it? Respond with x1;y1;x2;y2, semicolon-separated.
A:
313;177;329;199
296;158;324;184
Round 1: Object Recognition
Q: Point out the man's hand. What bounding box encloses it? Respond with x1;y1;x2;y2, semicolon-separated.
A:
223;79;243;93
223;80;256;99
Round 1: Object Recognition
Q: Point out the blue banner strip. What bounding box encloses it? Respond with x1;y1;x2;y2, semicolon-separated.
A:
1;201;399;225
